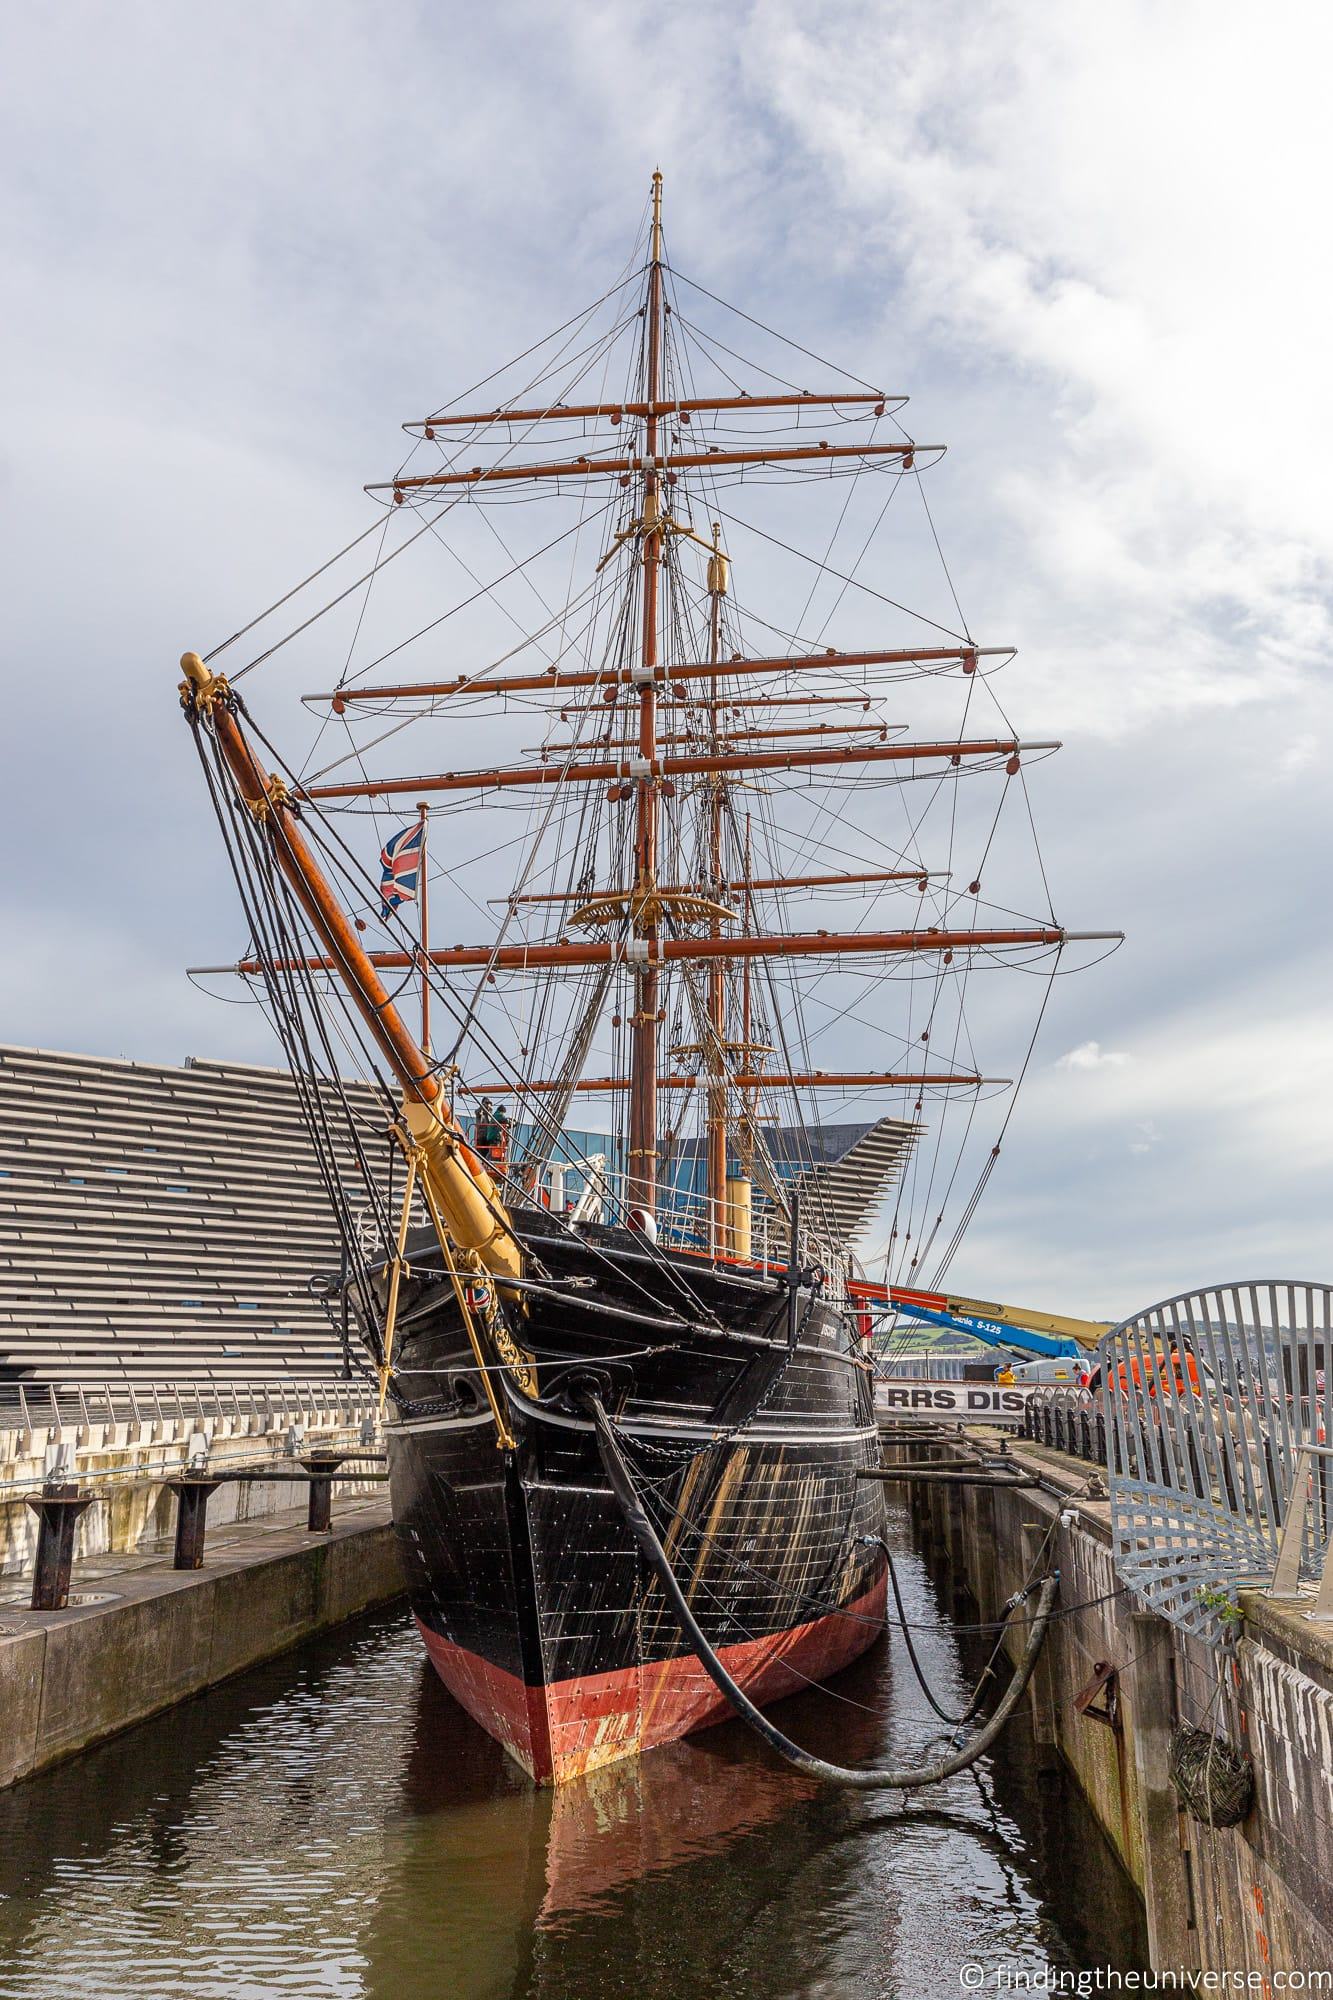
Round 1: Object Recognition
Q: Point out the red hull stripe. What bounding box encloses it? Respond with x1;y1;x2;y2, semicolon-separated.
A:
416;1569;888;1785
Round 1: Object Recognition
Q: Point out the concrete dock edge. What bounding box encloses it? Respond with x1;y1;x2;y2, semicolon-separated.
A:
0;1496;404;1788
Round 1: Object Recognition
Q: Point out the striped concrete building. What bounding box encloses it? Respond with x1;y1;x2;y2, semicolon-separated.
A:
0;1044;914;1402
0;1045;381;1398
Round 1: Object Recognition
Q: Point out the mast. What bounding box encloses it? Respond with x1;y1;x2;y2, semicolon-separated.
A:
740;814;754;1177
417;800;431;1058
705;522;727;1255
628;168;664;1217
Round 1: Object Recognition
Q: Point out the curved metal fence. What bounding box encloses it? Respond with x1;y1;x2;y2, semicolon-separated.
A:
1103;1281;1333;1641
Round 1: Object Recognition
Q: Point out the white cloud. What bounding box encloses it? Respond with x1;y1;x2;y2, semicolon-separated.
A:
1128;1121;1162;1158
1280;733;1319;777
1057;1042;1130;1073
743;0;1333;737
0;1;1329;1318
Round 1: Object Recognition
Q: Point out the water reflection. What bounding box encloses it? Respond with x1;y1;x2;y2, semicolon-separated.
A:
0;1513;1146;2000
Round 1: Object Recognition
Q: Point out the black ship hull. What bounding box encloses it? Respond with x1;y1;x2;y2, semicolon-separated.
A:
384;1209;888;1783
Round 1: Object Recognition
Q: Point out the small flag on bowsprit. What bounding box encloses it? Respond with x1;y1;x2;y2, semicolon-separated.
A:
379;822;424;921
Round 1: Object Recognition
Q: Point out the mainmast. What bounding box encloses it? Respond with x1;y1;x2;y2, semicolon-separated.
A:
628;169;665;1217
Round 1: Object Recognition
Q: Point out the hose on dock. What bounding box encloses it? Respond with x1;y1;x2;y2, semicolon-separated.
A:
588;1395;1058;1791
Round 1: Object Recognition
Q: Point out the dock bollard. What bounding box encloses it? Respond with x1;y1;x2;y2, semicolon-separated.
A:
26;1482;94;1610
302;1455;345;1533
168;1478;222;1569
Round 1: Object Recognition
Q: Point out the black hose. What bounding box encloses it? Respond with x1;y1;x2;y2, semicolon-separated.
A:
872;1533;989;1729
588;1395;1058;1790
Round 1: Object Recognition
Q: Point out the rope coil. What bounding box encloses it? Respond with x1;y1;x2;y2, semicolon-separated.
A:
1169;1721;1254;1828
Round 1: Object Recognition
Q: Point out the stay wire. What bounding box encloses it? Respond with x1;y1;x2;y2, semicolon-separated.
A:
227;279;644;683
188;721;391;1355
666;265;887;394
204;518;388;665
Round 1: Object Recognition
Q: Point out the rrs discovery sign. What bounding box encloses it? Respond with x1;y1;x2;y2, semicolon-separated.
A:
875;1380;1035;1424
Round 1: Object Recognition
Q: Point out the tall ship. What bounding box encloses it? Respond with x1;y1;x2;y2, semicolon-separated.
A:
179;175;1111;1784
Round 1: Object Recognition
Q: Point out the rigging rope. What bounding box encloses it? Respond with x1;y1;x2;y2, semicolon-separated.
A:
189;223;1102;1346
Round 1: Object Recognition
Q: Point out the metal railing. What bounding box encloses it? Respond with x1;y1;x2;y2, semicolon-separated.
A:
1022;1384;1107;1465
0;1379;379;1519
0;1376;371;1441
1103;1281;1333;1642
520;1160;848;1288
0;1374;384;1596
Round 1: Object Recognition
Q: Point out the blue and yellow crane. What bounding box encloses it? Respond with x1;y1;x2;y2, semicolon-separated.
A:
847;1280;1110;1374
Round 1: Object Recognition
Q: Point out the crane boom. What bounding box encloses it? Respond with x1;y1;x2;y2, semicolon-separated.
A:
884;1298;1079;1361
848;1278;1109;1354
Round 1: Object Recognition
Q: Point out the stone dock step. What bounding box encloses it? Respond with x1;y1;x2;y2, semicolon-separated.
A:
0;1495;404;1788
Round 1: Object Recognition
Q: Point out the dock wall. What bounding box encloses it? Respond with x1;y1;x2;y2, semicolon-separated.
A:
0;1494;405;1789
903;1433;1333;1974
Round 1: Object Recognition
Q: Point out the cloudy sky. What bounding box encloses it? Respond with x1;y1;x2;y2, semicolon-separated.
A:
2;1;1330;1318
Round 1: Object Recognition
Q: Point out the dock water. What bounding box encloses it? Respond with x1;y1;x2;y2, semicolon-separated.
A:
0;1493;403;1786
0;1508;1145;2000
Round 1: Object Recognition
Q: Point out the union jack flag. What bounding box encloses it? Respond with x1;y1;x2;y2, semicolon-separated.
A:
379;822;424;921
